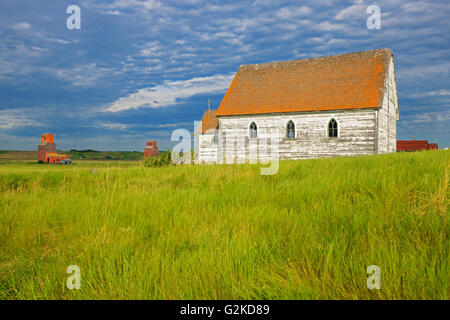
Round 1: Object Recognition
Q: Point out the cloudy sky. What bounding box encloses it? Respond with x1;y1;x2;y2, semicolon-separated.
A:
0;0;448;151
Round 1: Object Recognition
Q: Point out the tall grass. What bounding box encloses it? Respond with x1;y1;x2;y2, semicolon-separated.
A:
0;151;448;299
142;152;172;167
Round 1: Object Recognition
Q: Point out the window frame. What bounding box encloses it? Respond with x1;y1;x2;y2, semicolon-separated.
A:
328;118;338;138
249;121;257;139
286;120;295;139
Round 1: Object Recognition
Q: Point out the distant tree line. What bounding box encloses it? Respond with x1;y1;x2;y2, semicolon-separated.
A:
69;149;143;153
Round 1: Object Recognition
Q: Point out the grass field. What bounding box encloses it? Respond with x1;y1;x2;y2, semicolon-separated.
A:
0;151;448;299
0;150;145;162
65;150;144;161
0;150;38;162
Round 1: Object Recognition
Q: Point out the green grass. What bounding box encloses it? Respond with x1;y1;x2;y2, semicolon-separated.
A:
65;150;145;161
0;151;448;299
0;150;147;162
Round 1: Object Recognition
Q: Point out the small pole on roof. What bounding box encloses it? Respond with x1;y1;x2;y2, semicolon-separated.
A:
208;98;211;111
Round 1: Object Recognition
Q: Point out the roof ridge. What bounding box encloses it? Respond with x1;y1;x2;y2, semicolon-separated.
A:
239;48;391;70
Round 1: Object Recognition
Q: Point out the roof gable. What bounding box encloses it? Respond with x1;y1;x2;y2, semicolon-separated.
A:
216;49;392;116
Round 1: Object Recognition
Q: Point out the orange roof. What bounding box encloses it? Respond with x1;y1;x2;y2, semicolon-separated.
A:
216;48;392;116
46;153;67;158
40;133;54;144
197;110;219;134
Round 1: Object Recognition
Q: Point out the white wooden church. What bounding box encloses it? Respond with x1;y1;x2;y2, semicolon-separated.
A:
197;48;399;163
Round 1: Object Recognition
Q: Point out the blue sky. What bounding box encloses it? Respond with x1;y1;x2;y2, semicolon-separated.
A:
0;0;448;151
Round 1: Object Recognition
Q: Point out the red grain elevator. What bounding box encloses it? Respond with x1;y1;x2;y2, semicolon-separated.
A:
144;141;159;157
38;133;57;162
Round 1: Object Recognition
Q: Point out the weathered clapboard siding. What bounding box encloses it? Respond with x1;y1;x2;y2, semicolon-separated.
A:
218;109;377;162
377;56;398;154
198;133;219;164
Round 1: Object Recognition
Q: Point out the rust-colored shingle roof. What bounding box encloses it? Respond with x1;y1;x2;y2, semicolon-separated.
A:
216;49;392;116
197;110;219;134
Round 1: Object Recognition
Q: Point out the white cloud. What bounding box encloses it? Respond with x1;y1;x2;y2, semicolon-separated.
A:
54;63;118;87
316;21;346;31
276;6;311;19
0;109;41;129
0;36;50;79
35;32;74;45
397;61;450;79
105;73;234;112
46;38;71;45
409;90;450;98
138;41;163;57
409;110;450;123
11;22;31;31
86;0;161;15
98;122;128;130
155;121;193;128
334;4;365;21
102;10;122;15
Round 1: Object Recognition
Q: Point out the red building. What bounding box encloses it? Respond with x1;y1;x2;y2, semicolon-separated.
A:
397;139;438;152
45;153;68;163
144;141;159;157
37;133;69;163
38;133;57;162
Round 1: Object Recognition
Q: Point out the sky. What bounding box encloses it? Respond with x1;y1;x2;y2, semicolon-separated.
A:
0;0;448;151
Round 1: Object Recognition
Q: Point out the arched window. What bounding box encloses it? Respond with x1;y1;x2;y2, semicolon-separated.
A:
328;118;338;137
286;120;295;139
249;122;257;139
